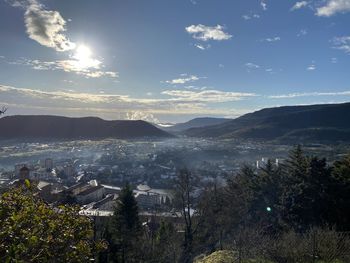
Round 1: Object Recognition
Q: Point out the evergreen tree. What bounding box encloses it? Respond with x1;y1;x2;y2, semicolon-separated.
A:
197;181;228;252
153;220;179;262
331;155;350;230
279;145;310;231
107;184;141;262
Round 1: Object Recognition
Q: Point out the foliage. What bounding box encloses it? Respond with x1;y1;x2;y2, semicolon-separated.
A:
194;250;236;263
194;227;350;263
152;220;180;262
0;185;105;262
104;183;142;262
223;146;350;233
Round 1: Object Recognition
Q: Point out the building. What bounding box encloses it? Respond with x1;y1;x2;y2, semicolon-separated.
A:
92;194;118;210
135;192;160;209
44;158;53;170
65;182;91;196
76;185;105;204
63;165;75;177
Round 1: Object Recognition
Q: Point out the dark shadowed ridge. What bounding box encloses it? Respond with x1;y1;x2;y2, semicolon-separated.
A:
0;115;172;140
184;102;350;143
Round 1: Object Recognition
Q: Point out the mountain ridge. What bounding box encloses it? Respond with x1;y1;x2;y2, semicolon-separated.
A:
184;102;350;143
161;117;230;132
0;115;172;140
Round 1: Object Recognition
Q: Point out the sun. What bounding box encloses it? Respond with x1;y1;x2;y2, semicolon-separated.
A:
72;45;100;70
74;45;92;61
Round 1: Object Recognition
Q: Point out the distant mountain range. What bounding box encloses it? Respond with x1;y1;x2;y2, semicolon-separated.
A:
0;115;171;140
2;102;350;143
161;117;230;132
184;102;350;143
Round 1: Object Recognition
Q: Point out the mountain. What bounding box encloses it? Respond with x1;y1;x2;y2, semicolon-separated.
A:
0;115;171;140
184;102;350;143
162;117;230;132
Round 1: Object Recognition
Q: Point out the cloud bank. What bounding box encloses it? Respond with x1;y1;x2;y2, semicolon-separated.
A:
0;85;256;120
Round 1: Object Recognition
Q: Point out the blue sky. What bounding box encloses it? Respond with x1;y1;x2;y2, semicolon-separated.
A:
0;0;350;123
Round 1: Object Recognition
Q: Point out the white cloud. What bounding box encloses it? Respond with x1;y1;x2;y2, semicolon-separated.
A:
126;111;160;124
8;57;118;79
297;29;308;37
194;44;210;50
5;0;29;8
165;74;201;85
262;36;281;42
242;14;260;20
245;63;281;74
84;71;118;78
261;0;267;11
291;1;309;11
184;86;208;91
161;89;256;103
0;84;256;120
332;36;350;53
245;62;260;71
316;0;350;16
185;24;232;41
8;0;76;51
269;91;350;99
307;64;316;70
331;57;338;63
6;1;118;78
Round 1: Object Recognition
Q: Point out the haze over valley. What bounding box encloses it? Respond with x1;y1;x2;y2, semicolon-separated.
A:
1;0;350;262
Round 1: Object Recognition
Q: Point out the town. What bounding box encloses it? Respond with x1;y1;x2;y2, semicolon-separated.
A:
1;138;348;219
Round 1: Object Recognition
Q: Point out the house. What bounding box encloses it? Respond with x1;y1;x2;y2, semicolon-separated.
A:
76;185;105;204
92;194;118;210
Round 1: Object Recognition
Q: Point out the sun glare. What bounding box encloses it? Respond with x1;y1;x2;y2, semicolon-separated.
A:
71;44;101;70
75;45;92;61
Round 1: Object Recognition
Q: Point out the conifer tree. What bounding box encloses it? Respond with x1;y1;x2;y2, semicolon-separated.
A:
107;184;141;262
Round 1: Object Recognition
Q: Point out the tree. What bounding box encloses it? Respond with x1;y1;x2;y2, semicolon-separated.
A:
279;145;310;231
225;161;283;233
197;181;228;252
330;154;350;230
0;106;7;115
175;168;201;263
278;146;338;231
225;165;259;228
152;220;180;262
0;185;105;262
106;183;141;262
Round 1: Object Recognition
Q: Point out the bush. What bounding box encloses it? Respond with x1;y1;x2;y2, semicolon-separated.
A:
0;185;106;262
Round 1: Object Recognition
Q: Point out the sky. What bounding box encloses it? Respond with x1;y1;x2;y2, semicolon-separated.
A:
0;0;350;123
